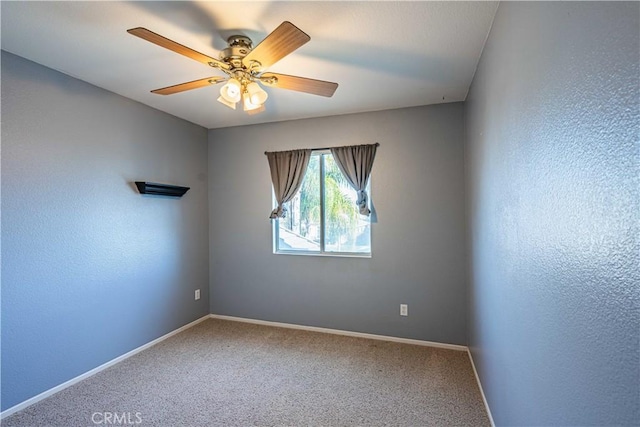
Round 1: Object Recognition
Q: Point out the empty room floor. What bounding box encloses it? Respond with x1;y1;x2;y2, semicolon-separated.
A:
3;319;490;426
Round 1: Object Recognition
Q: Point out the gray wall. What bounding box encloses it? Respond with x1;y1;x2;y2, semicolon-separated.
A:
465;2;639;426
208;103;468;345
1;52;210;411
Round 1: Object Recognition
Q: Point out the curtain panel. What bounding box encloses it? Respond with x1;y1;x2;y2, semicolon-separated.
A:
266;149;312;219
330;143;378;216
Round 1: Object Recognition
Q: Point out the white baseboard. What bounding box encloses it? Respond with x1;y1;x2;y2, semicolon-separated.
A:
0;315;210;420
467;349;496;427
209;314;468;352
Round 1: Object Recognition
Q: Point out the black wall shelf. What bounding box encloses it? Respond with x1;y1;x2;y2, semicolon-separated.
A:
135;182;190;198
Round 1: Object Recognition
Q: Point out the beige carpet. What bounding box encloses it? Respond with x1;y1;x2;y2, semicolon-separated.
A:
2;318;490;426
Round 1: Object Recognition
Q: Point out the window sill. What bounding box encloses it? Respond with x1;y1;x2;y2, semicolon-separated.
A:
273;251;371;259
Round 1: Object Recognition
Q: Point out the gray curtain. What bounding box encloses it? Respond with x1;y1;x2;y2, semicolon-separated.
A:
330;143;378;216
266;149;312;219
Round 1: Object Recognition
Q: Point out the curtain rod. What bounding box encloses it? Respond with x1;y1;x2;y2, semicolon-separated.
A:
265;142;379;155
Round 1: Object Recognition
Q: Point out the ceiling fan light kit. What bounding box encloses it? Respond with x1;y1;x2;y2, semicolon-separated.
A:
247;82;268;105
219;78;242;103
242;92;260;112
216;95;237;110
127;22;338;115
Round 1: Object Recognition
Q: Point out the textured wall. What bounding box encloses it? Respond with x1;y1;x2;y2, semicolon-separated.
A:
209;104;468;345
465;2;639;425
1;52;210;411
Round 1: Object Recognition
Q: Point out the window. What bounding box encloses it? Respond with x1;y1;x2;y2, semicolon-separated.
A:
274;151;371;256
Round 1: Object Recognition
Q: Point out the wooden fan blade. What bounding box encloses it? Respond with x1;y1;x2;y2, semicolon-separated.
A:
260;73;338;97
151;77;225;95
242;22;310;71
128;27;229;70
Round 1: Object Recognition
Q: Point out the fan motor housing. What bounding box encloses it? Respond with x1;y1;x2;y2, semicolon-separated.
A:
220;35;253;69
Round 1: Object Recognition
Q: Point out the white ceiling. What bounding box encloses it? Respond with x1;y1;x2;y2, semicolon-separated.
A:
1;1;498;130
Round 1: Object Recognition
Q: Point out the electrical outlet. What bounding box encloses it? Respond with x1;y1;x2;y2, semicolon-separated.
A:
195;289;200;300
400;304;408;316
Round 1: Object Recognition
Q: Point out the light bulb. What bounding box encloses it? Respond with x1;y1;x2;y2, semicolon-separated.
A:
227;84;240;98
243;92;261;111
220;78;241;103
246;82;268;105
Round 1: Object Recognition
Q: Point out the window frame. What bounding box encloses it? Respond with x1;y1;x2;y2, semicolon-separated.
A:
273;150;372;258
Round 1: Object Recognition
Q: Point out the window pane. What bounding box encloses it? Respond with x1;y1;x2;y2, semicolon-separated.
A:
277;155;321;252
323;154;371;253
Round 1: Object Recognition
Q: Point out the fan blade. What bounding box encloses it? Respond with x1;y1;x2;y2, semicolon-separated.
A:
151;77;225;95
242;22;310;71
128;27;229;70
260;73;338;97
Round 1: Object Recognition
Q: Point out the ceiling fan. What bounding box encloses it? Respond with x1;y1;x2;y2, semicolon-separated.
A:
128;21;338;115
